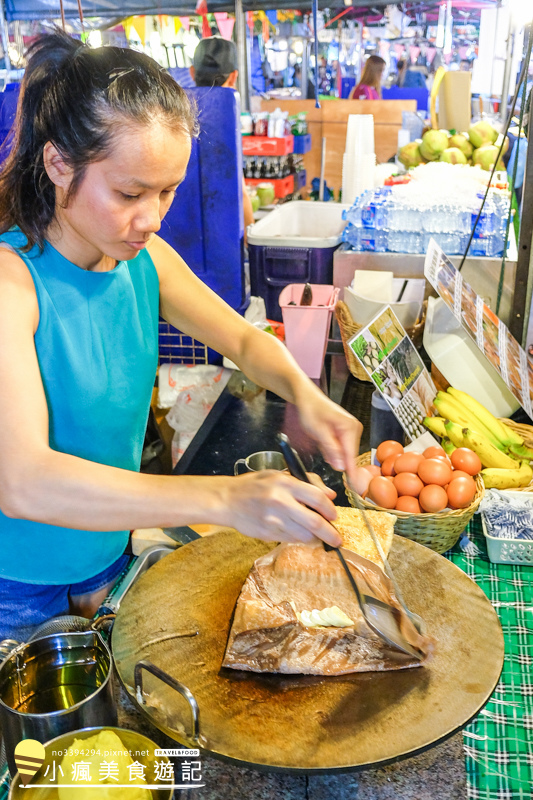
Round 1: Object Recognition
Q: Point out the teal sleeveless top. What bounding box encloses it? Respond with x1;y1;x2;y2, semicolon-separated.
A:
0;229;160;584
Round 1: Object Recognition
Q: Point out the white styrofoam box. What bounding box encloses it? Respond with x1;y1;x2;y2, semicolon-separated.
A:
247;201;351;249
344;278;425;330
353;269;394;302
423;296;519;418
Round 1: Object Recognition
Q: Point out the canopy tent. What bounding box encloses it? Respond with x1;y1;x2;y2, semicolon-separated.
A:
2;0;499;22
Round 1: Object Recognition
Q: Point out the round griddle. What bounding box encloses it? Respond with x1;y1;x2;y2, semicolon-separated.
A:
112;530;504;773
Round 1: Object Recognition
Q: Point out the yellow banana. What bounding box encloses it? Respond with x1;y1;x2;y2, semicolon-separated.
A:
462;428;519;470
444;420;467;448
481;460;533;490
423;416;447;438
441;438;457;456
507;442;533;461
447;387;522;447
435;393;505;450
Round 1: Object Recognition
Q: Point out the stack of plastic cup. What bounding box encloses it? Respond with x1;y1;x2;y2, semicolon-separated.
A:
342;115;376;205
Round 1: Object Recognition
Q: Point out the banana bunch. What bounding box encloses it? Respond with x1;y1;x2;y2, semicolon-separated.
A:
423;387;533;490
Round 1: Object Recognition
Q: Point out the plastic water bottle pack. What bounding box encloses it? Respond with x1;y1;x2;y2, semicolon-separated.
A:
341;163;512;257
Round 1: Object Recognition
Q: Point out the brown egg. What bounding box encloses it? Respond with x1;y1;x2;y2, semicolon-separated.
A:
450;448;482;476
393;471;424;497
448;469;471;482
419;484;448;513
447;475;477;509
350;467;374;496
367;476;398;509
375;440;404;465
366;465;382;477
381;454;398;476
394;452;424;474
423;445;446;459
418;458;453;487
395;495;421;514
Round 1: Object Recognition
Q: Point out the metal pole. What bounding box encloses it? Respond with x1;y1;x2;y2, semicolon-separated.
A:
358;21;364;82
500;13;514;124
301;38;309;99
235;0;249;111
318;136;326;200
0;0;11;74
312;0;320;108
511;132;533;344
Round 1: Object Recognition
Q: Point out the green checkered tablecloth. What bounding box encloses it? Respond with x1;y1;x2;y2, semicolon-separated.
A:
449;515;533;800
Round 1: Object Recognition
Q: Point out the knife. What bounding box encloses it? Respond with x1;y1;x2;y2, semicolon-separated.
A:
162;526;202;546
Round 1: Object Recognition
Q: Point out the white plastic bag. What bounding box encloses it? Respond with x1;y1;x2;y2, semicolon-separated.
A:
160;365;232;466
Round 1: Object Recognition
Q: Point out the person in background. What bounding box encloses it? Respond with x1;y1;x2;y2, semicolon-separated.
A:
0;30;362;642
395;59;427;89
190;36;254;234
349;55;386;100
293;63;315;99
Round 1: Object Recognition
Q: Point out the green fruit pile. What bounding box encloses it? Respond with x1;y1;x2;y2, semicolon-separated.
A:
398;121;508;171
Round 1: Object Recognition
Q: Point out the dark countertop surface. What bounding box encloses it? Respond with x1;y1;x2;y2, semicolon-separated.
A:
124;371;468;799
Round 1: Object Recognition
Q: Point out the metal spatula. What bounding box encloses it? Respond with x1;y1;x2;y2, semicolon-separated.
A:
344;479;426;635
277;434;424;659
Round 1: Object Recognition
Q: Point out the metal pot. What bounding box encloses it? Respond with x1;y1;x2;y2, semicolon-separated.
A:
7;726;173;799
0;631;116;777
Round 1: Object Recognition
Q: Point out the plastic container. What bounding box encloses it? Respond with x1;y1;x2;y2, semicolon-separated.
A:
242;135;294;156
293;133;312;154
423;296;519;418
279;284;339;379
296;169;307;190
245;174;294;199
481;491;533;565
248;201;350;321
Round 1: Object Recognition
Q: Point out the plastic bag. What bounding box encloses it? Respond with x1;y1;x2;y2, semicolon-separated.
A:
161;365;232;466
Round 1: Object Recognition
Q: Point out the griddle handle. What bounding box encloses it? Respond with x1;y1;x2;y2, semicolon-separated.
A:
134;660;200;743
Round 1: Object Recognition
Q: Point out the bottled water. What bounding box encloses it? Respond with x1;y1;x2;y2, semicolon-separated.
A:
422;231;463;254
340;169;512;257
341;223;361;249
360;229;387;252
387;231;423;254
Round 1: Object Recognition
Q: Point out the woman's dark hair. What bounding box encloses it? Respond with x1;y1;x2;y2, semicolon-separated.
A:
0;29;198;250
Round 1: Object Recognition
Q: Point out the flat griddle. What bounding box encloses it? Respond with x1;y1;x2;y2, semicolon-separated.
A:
112;529;504;773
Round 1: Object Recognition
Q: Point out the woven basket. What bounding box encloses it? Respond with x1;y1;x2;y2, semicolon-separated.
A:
335;300;427;383
497;418;533;492
344;452;485;554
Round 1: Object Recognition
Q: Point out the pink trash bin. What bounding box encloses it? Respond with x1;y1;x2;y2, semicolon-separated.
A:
279;284;340;379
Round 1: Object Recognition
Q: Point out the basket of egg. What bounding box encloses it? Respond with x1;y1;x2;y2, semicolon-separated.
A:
344;441;485;554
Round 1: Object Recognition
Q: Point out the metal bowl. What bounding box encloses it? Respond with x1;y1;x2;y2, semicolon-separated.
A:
8;726;173;799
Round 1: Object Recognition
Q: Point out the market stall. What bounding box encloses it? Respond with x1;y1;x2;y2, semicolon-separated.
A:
1;3;533;800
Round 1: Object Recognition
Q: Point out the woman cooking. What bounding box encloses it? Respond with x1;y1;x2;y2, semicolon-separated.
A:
0;31;362;642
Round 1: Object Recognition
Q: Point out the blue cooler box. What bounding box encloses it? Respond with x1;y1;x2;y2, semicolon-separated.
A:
248;201;349;321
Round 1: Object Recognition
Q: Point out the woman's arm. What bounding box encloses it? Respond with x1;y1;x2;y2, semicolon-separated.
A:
0;248;342;545
151;235;362;474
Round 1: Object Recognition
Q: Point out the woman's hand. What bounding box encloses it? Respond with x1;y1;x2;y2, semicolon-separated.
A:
296;388;362;484
219;470;342;547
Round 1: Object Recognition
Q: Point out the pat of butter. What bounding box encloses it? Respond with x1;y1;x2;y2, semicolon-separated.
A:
290;603;354;628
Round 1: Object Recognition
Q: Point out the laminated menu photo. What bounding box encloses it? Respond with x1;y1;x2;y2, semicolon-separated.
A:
424;237;533;420
347;306;437;442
